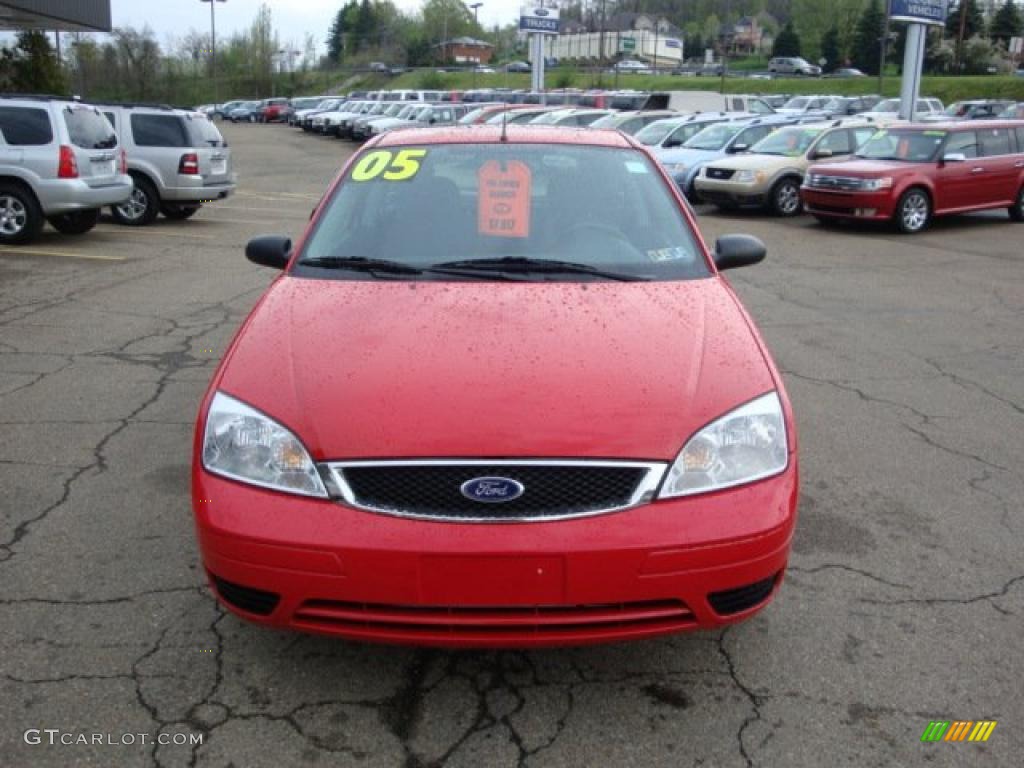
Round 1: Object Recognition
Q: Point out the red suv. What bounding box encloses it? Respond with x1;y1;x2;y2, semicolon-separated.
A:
260;98;291;123
801;121;1024;233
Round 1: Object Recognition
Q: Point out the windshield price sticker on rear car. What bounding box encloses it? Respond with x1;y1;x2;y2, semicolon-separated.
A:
478;160;531;238
350;149;426;181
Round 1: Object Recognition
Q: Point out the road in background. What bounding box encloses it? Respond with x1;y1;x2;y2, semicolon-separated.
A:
1;123;1021;767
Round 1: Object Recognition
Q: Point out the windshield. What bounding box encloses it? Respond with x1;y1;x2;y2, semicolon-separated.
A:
752;126;821;156
64;106;117;149
856;129;945;162
298;144;707;282
635;119;682;145
944;102;972;116
684;122;743;151
782;97;809;110
529;110;573;125
459;107;490;125
588;114;625;130
873;98;899;113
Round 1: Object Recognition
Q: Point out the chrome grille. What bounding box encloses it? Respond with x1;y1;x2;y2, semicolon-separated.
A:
705;167;735;181
805;173;863;191
324;460;666;522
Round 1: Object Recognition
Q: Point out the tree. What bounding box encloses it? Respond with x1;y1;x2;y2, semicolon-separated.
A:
851;0;884;75
946;0;985;40
111;26;161;100
772;21;801;57
820;25;840;71
990;0;1023;47
0;31;67;94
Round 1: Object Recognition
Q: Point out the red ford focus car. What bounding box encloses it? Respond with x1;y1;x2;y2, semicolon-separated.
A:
192;126;799;648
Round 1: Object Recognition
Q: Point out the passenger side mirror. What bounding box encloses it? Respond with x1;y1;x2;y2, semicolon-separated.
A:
942;152;966;163
714;235;767;271
246;235;292;270
663;137;682;148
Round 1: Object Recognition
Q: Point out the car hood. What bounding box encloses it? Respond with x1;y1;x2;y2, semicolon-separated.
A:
808;158;923;176
217;277;776;461
656;147;722;165
705;152;804;172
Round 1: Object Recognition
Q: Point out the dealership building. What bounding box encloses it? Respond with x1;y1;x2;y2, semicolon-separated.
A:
0;0;111;31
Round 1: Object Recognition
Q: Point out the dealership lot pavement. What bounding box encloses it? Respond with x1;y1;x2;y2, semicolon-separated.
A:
1;123;1021;767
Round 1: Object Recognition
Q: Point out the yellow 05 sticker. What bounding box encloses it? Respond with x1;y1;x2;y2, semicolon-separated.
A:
350;149;427;181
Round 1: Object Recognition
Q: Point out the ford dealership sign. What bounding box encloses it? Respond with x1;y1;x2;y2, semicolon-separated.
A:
520;6;560;35
889;0;947;26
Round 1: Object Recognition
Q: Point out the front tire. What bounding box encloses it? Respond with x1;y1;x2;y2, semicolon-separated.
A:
770;178;803;216
47;209;100;235
111;176;160;226
894;188;931;234
0;183;44;245
161;203;200;220
1009;185;1024;222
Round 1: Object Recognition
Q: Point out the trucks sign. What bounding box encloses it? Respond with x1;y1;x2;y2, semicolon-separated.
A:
519;6;560;35
888;0;947;26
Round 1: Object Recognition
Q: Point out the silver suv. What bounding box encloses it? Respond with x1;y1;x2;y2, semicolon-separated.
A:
99;104;236;225
768;57;822;76
0;95;132;245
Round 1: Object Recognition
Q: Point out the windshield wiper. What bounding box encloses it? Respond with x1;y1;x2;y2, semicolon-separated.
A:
432;257;649;282
300;256;424;275
298;256;527;281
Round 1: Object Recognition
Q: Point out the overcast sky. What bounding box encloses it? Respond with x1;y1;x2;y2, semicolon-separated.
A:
110;0;525;56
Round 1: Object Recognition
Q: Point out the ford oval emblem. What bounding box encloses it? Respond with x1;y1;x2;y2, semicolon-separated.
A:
534;8;550;16
460;477;525;503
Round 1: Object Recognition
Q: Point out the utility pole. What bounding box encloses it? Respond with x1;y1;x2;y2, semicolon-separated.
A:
200;0;226;103
878;2;890;94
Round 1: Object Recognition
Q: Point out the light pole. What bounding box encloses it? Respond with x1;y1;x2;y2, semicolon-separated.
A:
200;0;226;103
469;3;483;86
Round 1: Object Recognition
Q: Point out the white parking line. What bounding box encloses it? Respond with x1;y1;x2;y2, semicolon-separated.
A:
0;247;125;261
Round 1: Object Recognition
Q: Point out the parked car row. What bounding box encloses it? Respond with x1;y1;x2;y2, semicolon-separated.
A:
0;95;236;245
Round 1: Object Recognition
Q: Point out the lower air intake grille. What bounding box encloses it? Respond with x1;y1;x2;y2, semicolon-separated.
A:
211;574;280;616
708;574;779;616
293;599;695;640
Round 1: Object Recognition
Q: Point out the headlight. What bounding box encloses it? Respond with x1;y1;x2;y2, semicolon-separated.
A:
202;392;327;497
734;169;764;183
658;392;788;499
860;177;893;191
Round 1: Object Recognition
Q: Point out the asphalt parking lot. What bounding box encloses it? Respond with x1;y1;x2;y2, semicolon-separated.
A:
1;122;1021;767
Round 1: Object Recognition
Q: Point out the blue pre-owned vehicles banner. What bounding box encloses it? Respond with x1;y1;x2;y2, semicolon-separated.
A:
889;0;947;26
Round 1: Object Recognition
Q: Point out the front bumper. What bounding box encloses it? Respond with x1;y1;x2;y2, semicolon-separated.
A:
193;463;798;648
36;175;133;214
693;177;768;207
801;187;895;221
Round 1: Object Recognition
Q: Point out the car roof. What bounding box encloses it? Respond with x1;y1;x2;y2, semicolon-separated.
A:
371;124;635;149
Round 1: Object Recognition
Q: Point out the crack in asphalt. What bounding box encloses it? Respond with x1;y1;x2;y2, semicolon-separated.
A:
858;573;1024;613
788;563;912;590
717;627;765;768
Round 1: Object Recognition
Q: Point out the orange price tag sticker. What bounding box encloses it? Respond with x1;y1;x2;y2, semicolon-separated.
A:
477;160;531;238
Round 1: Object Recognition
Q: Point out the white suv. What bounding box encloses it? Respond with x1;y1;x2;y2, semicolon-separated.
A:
0;95;132;244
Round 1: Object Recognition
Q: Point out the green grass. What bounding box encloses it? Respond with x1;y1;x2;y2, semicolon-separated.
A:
379;70;1024;103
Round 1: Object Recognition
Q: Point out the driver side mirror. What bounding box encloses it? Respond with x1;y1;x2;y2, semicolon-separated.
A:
246;235;291;269
729;143;749;153
813;148;834;159
714;235;767;271
663;138;682;148
942;152;966;163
